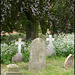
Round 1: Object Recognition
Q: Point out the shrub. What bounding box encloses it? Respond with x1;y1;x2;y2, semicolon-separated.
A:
53;33;74;57
1;41;17;64
21;41;31;62
1;33;25;44
1;40;31;64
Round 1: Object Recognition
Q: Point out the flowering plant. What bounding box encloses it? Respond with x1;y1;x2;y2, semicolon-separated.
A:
1;41;17;64
1;40;30;64
53;33;74;57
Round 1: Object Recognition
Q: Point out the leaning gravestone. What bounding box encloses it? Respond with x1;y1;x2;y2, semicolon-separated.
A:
29;38;46;71
3;64;22;75
64;54;73;68
12;38;24;63
46;35;55;56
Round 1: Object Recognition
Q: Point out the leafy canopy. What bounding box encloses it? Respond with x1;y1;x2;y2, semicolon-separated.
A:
1;0;74;33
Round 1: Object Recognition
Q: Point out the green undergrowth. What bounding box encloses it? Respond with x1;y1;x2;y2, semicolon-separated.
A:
1;33;26;44
1;56;74;75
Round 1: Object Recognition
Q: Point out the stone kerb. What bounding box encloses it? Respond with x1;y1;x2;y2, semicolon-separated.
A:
3;64;22;75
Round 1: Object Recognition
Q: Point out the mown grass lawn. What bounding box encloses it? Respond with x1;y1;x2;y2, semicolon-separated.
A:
1;56;74;75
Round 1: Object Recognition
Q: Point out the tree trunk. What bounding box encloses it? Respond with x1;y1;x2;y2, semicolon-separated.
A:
40;19;49;34
24;8;38;41
26;23;38;41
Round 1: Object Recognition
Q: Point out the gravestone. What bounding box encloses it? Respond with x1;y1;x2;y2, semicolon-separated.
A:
15;38;24;53
29;38;46;71
12;38;24;63
12;53;24;63
46;35;55;56
3;64;22;75
64;54;73;68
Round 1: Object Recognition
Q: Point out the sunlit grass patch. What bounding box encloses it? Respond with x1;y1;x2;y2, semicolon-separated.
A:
1;56;74;75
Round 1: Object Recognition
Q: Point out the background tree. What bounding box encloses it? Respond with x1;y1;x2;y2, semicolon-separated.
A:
1;0;51;40
1;0;74;40
49;0;74;34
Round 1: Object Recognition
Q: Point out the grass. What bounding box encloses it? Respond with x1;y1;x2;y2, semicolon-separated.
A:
1;33;74;75
1;56;74;75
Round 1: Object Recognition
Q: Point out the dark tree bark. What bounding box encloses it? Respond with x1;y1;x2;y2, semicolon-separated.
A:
24;8;38;41
40;19;50;34
26;24;38;41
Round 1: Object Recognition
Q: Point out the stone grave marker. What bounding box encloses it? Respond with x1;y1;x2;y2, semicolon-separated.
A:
15;38;24;53
3;64;22;75
64;54;73;68
29;38;46;71
46;35;55;56
12;38;24;63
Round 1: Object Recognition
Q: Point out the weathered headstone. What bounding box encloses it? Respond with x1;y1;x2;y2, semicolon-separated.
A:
29;38;46;71
46;35;55;56
12;53;24;63
12;38;24;63
3;64;22;75
15;38;24;53
64;54;73;68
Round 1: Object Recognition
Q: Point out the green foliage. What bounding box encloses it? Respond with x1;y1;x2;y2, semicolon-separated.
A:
1;36;31;64
53;33;74;57
50;0;74;34
1;41;17;64
1;33;25;44
21;41;31;62
1;0;50;33
1;0;74;37
38;25;42;33
23;50;30;62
